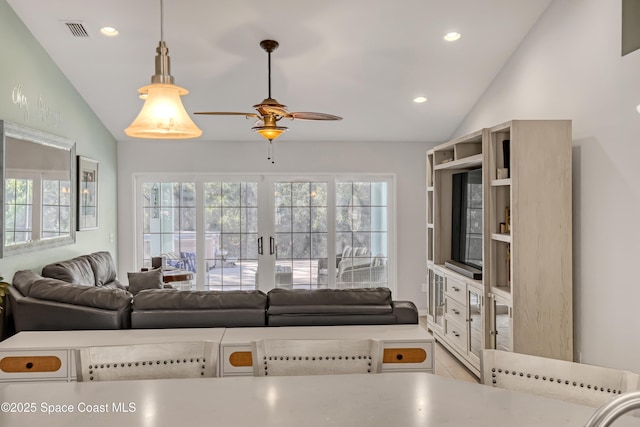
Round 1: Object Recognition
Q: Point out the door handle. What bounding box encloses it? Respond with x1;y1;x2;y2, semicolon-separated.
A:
258;237;263;255
269;237;275;256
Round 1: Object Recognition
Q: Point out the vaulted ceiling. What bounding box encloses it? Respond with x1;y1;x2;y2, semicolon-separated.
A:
7;0;552;143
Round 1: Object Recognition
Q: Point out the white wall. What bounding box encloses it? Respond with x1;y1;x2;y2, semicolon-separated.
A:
0;0;118;280
117;138;433;307
453;0;640;372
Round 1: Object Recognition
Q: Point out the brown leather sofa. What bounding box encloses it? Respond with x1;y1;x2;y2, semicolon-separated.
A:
8;252;132;331
8;252;418;332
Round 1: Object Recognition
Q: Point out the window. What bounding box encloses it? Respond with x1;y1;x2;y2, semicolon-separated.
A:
4;173;71;245
335;181;388;286
136;175;394;293
42;179;72;239
4;178;33;245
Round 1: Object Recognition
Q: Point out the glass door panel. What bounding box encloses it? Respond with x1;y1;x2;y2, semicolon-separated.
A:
335;181;388;288
204;181;259;290
492;298;512;352
434;272;445;329
468;287;483;360
273;181;328;289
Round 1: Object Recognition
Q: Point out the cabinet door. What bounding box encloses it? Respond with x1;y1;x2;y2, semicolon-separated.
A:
490;295;512;352
467;286;483;365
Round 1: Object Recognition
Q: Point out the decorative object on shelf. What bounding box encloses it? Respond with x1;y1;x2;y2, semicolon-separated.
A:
505;206;511;232
502;139;510;177
506;243;511;288
499;223;507;234
195;40;342;164
497;168;509;179
125;0;202;139
77;156;98;230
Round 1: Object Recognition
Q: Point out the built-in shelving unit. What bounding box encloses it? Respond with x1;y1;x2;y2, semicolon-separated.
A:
426;120;573;376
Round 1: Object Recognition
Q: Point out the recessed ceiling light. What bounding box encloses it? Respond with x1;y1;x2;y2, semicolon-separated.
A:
100;26;119;37
414;96;427;103
636;103;640;114
444;32;461;42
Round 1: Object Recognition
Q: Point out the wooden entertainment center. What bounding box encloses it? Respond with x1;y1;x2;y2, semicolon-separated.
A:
426;120;573;377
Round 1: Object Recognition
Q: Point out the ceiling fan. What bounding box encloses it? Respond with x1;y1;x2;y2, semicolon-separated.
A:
195;40;342;163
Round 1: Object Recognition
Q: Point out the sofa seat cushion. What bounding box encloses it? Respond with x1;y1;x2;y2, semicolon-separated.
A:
268;304;392;316
267;287;392;306
42;256;95;286
26;276;132;310
134;289;267;310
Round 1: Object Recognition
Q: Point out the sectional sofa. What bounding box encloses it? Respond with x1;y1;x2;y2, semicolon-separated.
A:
7;252;418;333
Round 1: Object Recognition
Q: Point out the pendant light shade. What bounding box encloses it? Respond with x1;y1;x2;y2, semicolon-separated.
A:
126;82;201;138
125;1;202;139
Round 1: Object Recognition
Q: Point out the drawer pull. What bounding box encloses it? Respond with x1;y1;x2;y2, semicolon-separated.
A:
0;356;62;373
452;286;460;292
452;331;460;337
452;309;460;315
383;348;427;364
229;351;253;367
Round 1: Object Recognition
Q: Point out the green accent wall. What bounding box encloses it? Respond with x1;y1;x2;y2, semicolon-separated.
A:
0;0;118;280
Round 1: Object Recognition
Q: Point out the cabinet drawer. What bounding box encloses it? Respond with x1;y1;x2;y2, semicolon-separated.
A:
445;320;467;352
381;341;434;373
0;349;69;382
445;297;466;325
445;277;466;305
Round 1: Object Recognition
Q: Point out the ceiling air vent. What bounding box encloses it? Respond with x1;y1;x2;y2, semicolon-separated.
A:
65;22;89;38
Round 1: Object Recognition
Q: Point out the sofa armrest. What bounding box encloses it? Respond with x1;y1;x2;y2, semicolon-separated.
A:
391;301;418;324
8;286;131;331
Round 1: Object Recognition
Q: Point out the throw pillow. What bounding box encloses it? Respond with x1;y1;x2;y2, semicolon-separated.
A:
127;269;163;295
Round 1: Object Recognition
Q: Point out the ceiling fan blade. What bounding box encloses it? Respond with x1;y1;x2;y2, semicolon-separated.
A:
194;112;259;118
288;112;343;121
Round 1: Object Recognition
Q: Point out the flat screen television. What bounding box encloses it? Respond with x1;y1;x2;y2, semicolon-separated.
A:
447;168;483;279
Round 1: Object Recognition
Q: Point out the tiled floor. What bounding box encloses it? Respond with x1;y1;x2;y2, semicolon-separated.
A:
419;316;479;383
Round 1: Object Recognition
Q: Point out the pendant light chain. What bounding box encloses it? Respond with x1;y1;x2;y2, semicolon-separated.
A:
160;0;164;43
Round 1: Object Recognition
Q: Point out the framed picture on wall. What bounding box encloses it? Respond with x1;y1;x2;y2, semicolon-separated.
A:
77;156;98;230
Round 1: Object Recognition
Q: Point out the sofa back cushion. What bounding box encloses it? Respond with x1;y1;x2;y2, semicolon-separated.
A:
267;287;392;307
134;289;267;310
127;269;163;295
86;251;118;286
25;276;131;310
42;256;95;286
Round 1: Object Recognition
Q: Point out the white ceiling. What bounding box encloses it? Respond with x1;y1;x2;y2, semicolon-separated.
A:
7;0;552;143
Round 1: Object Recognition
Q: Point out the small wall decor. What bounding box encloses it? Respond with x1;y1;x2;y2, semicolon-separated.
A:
77;156;98;230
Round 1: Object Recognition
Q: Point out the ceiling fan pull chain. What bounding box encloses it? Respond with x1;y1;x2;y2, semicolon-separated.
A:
267;140;275;164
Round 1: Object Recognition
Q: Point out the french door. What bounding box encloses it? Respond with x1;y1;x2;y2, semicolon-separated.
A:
138;175;392;292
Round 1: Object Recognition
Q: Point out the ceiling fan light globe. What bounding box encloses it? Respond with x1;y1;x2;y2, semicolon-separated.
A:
253;125;288;141
125;84;202;139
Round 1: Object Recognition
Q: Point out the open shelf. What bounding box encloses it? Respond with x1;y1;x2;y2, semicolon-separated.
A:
491;233;511;243
491;179;511;187
491;286;512;300
433;153;483;171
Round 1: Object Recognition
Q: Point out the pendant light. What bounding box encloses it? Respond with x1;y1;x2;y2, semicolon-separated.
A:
125;0;202;139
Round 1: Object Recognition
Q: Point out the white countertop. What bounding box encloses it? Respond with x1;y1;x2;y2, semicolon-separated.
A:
0;328;226;349
0;372;634;426
220;324;433;345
